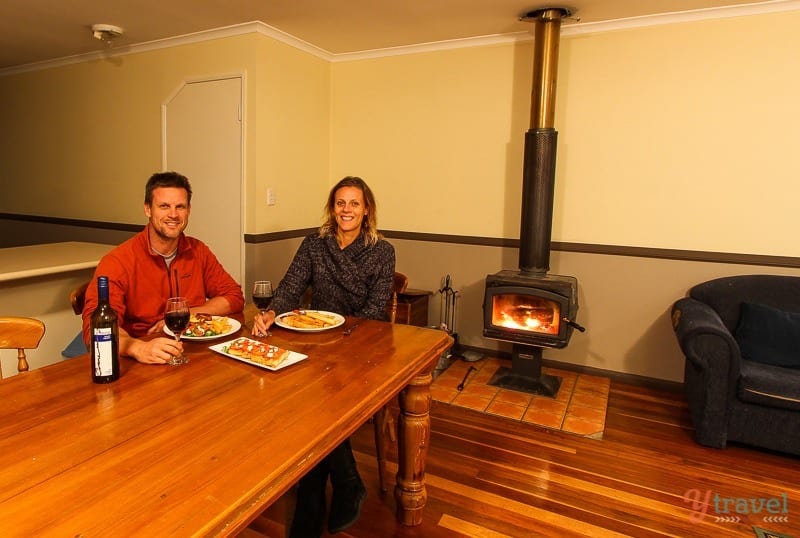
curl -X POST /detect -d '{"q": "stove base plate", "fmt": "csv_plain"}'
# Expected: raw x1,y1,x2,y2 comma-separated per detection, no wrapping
488,366,561,398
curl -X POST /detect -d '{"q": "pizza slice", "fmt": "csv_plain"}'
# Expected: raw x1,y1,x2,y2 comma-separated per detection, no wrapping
226,337,292,369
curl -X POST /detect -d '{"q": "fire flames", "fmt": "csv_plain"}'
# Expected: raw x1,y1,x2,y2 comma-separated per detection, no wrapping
491,295,560,335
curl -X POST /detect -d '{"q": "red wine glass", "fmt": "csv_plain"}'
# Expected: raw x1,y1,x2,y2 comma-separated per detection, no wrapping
253,280,274,337
164,296,190,365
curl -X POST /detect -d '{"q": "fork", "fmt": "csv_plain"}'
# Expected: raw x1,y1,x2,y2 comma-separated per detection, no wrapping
343,323,360,336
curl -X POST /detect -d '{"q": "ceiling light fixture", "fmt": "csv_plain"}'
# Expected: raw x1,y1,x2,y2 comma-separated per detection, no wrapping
91,23,124,44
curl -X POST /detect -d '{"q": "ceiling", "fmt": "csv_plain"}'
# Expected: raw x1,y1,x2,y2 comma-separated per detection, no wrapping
0,0,787,70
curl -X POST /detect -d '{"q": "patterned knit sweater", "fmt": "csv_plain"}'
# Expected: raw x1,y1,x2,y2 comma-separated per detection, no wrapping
271,232,396,321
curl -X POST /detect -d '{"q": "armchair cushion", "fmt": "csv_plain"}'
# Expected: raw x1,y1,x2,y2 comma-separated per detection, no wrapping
738,359,800,412
734,302,800,368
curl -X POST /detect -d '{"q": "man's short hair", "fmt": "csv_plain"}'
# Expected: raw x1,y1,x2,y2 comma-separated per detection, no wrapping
144,171,193,205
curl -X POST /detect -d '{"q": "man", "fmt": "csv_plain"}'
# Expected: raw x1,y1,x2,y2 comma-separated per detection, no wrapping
82,171,244,364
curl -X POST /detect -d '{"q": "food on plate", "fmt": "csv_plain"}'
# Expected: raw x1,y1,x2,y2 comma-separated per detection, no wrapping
182,313,231,337
281,310,339,329
226,337,291,368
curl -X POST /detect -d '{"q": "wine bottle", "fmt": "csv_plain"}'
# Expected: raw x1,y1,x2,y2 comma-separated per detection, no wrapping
91,276,120,383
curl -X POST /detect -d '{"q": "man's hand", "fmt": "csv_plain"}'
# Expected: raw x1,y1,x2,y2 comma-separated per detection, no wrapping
124,335,184,364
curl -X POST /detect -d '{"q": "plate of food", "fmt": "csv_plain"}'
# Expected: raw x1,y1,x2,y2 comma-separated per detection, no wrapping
164,313,241,341
210,337,307,371
274,310,345,332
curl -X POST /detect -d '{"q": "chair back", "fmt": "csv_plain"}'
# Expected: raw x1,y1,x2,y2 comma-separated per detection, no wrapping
388,271,409,323
62,281,91,359
0,317,46,378
393,272,409,295
690,275,800,333
71,281,89,316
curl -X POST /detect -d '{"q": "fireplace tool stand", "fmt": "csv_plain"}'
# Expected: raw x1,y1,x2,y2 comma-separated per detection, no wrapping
489,344,561,397
439,274,464,360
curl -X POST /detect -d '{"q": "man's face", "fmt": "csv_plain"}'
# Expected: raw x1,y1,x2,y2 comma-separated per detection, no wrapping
144,187,190,242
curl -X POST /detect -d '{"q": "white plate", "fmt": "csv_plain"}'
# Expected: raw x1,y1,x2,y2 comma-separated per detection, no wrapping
164,316,241,341
274,310,345,332
209,337,308,371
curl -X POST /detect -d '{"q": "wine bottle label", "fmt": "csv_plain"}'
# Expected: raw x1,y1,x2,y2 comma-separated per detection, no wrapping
93,328,114,377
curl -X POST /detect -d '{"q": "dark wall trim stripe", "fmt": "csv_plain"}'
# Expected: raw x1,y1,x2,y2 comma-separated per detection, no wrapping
244,228,318,243
0,212,142,233
551,241,800,268
3,213,798,269
381,231,800,268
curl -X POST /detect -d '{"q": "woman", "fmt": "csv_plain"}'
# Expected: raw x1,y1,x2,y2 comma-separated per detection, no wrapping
253,176,395,537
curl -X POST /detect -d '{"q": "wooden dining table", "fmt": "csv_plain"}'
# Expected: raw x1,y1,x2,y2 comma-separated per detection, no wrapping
0,316,452,537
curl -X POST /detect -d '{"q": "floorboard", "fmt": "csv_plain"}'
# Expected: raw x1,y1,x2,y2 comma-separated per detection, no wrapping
246,368,800,537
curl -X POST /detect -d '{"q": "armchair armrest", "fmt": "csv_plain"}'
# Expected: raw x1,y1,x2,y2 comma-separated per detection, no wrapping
672,297,744,447
672,296,742,376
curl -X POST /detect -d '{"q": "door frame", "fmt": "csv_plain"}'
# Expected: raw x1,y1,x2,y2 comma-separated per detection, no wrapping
160,72,247,285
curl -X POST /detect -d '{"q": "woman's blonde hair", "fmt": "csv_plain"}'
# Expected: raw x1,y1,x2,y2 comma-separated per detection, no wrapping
319,176,380,246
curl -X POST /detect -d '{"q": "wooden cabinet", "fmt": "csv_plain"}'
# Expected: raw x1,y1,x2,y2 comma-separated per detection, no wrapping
395,289,431,327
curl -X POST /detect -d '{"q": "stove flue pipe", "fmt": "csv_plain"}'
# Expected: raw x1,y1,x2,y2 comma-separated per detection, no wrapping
519,7,569,276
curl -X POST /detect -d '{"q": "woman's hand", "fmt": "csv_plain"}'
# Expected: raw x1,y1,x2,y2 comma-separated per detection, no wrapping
252,310,276,337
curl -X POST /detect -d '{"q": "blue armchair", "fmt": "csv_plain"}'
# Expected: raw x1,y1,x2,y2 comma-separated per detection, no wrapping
671,275,800,456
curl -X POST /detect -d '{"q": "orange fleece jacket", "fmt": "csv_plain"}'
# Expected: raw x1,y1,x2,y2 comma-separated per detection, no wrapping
82,226,244,343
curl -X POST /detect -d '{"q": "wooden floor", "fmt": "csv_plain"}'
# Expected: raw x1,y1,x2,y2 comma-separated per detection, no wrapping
245,373,800,538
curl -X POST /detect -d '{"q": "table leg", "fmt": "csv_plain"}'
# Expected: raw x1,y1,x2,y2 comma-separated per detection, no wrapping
394,369,433,526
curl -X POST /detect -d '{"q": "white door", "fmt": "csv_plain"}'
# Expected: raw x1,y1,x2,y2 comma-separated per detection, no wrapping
163,76,243,284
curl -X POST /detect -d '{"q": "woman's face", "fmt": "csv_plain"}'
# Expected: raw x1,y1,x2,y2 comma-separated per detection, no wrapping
333,186,367,234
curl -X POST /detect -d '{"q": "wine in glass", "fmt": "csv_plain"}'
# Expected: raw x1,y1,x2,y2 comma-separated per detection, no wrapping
253,280,274,336
164,296,190,365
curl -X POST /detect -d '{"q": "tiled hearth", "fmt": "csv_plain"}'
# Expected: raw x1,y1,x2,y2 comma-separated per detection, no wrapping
431,357,610,438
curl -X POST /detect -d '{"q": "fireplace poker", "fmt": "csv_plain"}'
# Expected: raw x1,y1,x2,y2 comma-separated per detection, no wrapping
457,365,477,391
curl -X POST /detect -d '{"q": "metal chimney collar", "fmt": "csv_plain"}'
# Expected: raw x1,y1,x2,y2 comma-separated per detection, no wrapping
519,7,573,22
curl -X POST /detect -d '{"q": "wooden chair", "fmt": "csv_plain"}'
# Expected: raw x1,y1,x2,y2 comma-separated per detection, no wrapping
70,281,89,316
0,317,46,379
374,271,409,493
62,281,90,359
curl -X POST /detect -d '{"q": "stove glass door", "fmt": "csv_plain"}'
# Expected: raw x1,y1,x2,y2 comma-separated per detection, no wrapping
490,293,561,335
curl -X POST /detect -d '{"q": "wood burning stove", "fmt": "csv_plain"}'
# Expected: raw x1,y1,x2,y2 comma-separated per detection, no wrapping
484,270,578,349
483,7,584,397
483,270,584,397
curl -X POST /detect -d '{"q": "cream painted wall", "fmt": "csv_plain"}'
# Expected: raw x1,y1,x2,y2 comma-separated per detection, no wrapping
331,43,529,238
250,38,331,232
0,35,256,223
331,10,800,257
556,13,800,255
0,33,331,234
3,10,797,245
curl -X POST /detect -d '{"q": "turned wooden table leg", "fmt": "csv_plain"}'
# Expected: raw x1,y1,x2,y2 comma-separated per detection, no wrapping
394,369,433,526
